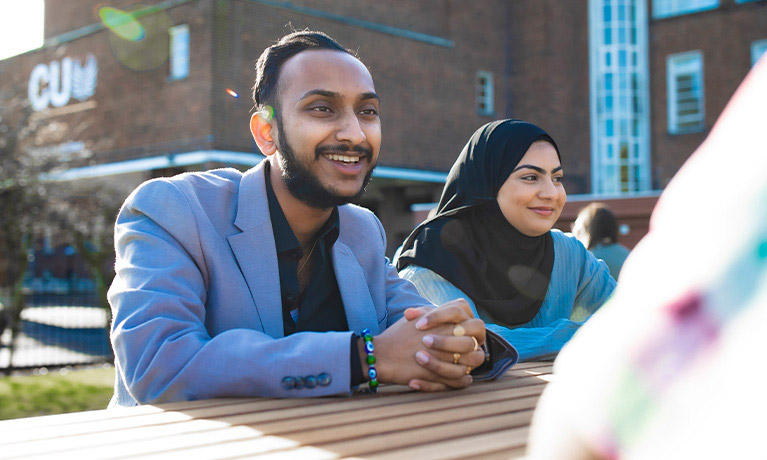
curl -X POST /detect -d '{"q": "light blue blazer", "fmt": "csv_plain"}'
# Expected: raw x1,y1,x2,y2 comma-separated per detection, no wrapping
108,161,432,406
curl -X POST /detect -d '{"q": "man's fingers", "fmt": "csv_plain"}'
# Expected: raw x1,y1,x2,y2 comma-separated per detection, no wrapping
439,298,474,318
403,306,432,321
414,304,471,331
423,349,486,368
408,379,448,392
422,319,486,349
415,350,477,380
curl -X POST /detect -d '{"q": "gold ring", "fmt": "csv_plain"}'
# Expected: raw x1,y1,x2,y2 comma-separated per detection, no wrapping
466,366,472,375
453,324,465,337
453,353,461,364
471,336,479,351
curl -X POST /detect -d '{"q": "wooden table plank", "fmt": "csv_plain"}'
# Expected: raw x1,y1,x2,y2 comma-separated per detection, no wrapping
4,385,545,459
0,362,552,460
355,427,531,460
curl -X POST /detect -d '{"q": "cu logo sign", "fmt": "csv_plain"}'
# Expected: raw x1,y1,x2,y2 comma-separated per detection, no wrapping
28,54,98,111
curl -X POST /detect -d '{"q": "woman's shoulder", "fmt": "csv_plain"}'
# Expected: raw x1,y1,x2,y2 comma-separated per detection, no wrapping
398,264,473,307
399,264,449,285
550,229,589,256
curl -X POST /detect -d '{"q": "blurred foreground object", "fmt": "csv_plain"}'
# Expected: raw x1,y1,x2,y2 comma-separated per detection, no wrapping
527,56,767,459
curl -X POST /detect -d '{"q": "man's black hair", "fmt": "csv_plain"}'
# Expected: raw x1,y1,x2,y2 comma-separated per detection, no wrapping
252,30,357,116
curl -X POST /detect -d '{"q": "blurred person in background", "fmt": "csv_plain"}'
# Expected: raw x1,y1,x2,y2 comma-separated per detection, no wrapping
526,53,767,460
572,202,631,279
395,120,616,362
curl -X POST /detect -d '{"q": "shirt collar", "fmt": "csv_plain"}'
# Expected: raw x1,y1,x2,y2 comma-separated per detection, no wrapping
264,162,340,255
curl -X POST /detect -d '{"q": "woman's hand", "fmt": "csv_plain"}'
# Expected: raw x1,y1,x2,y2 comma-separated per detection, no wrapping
401,299,487,391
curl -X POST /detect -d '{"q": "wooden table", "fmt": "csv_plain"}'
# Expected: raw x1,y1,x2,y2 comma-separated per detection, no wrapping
0,362,552,460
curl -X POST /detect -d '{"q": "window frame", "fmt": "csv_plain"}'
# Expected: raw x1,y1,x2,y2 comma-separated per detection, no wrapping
667,51,705,134
169,24,190,81
652,0,719,19
752,39,767,67
475,70,494,116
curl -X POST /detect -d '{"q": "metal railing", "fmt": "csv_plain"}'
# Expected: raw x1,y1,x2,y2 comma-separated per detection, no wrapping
0,289,112,372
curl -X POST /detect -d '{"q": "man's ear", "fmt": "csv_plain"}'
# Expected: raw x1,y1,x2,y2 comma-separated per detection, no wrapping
250,112,277,156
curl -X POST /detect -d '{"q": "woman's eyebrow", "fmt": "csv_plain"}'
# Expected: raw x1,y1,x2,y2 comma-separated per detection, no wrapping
512,164,564,174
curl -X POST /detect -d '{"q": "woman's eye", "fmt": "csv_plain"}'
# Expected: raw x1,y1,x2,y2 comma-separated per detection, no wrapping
554,176,565,183
522,175,537,181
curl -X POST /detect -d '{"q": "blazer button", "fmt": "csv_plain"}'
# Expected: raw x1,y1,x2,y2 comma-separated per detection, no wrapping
318,373,331,386
304,375,318,389
293,376,305,390
281,376,296,390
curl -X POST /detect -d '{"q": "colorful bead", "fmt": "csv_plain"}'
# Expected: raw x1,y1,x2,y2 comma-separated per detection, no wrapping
361,328,378,393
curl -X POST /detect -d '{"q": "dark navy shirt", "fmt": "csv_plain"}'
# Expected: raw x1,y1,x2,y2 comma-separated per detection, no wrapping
263,164,364,385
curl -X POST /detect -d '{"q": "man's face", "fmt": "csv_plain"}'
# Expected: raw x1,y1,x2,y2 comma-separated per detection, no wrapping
271,49,381,209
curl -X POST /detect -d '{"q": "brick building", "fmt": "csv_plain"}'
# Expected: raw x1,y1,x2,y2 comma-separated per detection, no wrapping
1,0,765,272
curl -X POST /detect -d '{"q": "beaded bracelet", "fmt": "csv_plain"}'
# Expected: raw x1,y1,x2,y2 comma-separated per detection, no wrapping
361,328,378,392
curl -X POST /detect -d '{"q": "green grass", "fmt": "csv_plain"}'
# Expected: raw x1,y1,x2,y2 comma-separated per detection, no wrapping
0,365,114,420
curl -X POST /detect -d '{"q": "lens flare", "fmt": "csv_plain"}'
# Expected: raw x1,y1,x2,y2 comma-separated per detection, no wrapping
262,105,274,120
225,88,239,98
98,7,145,42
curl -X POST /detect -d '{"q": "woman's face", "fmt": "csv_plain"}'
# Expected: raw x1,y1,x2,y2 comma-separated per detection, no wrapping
497,140,566,236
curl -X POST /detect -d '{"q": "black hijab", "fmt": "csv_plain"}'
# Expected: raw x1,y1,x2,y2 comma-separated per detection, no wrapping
395,119,561,326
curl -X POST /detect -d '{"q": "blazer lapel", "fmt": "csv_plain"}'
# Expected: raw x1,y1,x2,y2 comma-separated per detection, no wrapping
333,242,380,334
226,161,284,338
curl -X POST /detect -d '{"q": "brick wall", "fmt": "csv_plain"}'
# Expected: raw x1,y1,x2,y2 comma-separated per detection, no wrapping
2,0,215,168
648,0,767,188
505,0,592,194
209,0,510,173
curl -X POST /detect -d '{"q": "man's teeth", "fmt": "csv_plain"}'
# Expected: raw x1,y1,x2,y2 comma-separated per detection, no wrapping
326,154,360,163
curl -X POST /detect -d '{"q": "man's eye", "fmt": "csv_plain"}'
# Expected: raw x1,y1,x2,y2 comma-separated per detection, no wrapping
359,108,379,116
310,106,332,113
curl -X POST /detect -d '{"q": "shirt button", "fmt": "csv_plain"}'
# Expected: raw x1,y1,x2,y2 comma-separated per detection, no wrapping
281,376,296,391
318,373,331,386
293,376,305,390
286,294,295,301
304,375,318,389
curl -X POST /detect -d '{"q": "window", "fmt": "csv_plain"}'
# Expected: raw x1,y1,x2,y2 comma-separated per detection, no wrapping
169,24,190,81
652,0,718,18
475,71,494,116
667,51,705,134
589,0,651,194
752,39,767,66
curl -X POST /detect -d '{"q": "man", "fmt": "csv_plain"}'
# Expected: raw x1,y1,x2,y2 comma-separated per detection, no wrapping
108,30,486,406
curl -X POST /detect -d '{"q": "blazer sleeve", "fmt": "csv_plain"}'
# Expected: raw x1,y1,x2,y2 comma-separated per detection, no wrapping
109,179,354,404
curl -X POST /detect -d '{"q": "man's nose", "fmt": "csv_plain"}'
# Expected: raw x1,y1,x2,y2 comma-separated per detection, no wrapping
335,111,366,145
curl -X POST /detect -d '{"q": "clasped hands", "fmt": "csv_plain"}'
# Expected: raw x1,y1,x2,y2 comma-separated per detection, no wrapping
365,299,486,392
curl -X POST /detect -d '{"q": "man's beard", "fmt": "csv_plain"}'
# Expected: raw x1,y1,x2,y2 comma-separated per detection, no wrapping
274,117,376,209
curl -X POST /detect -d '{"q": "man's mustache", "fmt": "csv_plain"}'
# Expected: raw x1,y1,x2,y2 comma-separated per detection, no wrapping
315,144,372,159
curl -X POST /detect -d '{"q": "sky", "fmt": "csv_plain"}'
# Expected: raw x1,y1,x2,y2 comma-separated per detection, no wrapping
0,0,45,60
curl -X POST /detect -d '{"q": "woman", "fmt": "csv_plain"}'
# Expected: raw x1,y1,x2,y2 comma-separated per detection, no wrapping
394,119,616,361
572,202,631,279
